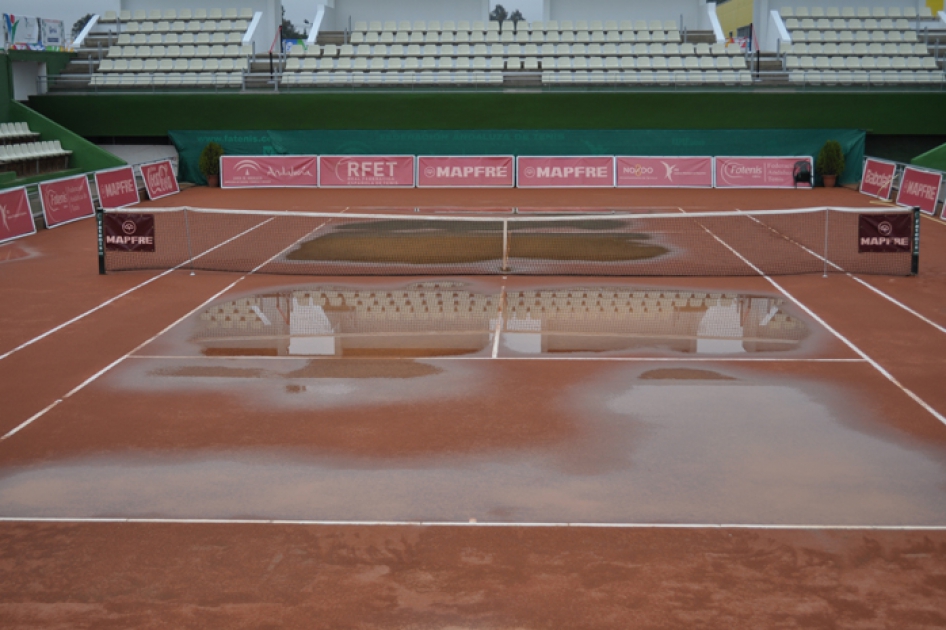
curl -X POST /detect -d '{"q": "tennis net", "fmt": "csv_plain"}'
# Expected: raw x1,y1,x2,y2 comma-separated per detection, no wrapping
98,206,919,277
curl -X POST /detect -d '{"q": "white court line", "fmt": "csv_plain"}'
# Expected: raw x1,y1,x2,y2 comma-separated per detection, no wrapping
0,214,344,441
491,285,506,359
0,516,942,531
694,217,946,428
739,209,946,336
0,217,276,363
127,355,867,363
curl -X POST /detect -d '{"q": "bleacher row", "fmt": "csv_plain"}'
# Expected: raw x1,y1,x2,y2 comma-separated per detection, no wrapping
0,141,72,178
0,122,39,144
779,6,934,18
113,32,246,46
98,8,255,22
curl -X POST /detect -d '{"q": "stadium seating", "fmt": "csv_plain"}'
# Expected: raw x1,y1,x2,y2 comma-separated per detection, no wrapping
0,139,72,178
777,6,945,84
0,122,40,144
278,18,755,87
88,7,256,88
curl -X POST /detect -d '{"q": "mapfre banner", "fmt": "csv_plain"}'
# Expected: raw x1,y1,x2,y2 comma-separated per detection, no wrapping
140,160,180,200
858,213,913,253
860,158,897,200
517,157,615,188
103,213,155,252
319,156,415,187
896,167,943,216
715,157,813,189
417,156,514,188
0,186,36,244
39,174,95,228
221,155,319,188
94,166,139,209
616,156,714,188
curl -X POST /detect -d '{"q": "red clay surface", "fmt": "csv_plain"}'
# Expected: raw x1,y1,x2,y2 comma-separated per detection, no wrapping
1,185,945,627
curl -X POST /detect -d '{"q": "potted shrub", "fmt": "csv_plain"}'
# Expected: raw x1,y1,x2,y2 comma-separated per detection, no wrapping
198,142,224,187
816,140,845,188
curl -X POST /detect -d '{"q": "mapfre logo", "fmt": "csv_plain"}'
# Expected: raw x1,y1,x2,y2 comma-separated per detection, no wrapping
877,220,893,236
121,219,137,235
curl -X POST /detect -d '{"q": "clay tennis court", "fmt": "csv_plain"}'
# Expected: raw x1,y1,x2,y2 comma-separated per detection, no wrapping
1,185,945,628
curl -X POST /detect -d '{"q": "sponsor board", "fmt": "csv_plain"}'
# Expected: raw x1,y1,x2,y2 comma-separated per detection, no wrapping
38,174,95,228
103,213,156,252
319,155,415,188
516,156,615,188
714,157,813,189
859,158,897,200
0,186,36,245
896,166,943,216
220,155,320,188
616,156,714,188
416,156,515,188
94,166,140,209
858,213,913,253
140,160,180,200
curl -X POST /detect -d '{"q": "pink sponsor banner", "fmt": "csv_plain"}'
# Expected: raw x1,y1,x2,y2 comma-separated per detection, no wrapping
140,160,180,200
714,157,813,189
859,158,897,200
516,156,615,188
94,166,140,209
616,156,714,188
39,174,95,228
319,155,415,188
416,156,514,188
0,186,36,245
221,155,319,188
896,166,943,216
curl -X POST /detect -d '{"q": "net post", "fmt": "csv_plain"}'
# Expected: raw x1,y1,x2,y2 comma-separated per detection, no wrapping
822,208,829,278
95,205,106,275
911,206,920,276
501,220,509,272
183,207,196,275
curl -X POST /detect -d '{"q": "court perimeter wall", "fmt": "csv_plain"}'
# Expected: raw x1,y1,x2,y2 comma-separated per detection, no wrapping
169,128,865,186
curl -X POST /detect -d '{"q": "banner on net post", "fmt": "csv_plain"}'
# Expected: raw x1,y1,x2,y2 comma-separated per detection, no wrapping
94,166,140,209
416,156,515,188
319,156,415,187
39,174,95,228
859,158,897,200
0,186,36,245
896,166,943,216
103,213,156,252
220,155,319,188
616,156,714,188
139,160,180,200
516,156,615,188
858,213,913,253
714,157,813,189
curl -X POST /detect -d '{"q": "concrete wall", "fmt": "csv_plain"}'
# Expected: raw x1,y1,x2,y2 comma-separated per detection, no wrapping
716,0,754,39
119,0,280,53
321,0,489,31
11,61,43,101
547,0,712,31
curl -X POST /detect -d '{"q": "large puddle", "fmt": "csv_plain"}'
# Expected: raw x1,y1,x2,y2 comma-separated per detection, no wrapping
193,282,809,358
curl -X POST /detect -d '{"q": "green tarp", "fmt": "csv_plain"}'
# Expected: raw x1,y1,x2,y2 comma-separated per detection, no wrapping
170,128,866,186
911,142,946,173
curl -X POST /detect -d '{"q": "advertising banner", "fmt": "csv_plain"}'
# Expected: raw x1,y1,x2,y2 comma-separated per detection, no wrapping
858,213,913,253
516,157,615,188
39,174,95,228
616,156,714,188
896,167,943,216
714,157,813,189
859,158,898,200
2,14,40,47
319,156,415,187
103,213,155,252
416,156,515,188
41,19,63,47
220,155,319,188
94,166,140,209
140,160,180,200
0,187,36,245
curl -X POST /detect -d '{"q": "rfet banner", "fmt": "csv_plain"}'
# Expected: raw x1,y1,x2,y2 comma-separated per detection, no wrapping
319,156,415,187
896,167,943,216
715,157,813,189
140,160,180,200
860,158,897,200
616,156,714,188
858,213,913,253
516,157,615,188
104,213,156,252
39,174,95,228
0,186,36,244
220,155,319,188
416,156,514,188
94,166,140,209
